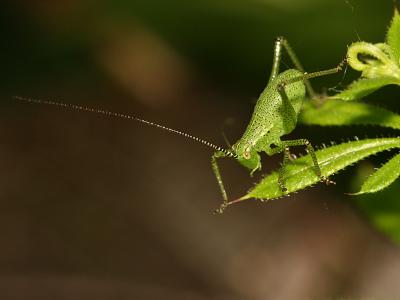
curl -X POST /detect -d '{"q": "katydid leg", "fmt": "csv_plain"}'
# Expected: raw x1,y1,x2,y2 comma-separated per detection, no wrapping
278,37,317,98
211,151,229,213
278,139,335,193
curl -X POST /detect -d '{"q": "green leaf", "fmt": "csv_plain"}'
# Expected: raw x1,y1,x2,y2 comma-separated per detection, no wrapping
386,7,400,64
353,152,400,195
300,99,400,130
330,77,400,101
236,138,400,202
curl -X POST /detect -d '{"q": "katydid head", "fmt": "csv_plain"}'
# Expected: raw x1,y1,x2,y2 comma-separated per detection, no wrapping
232,142,261,174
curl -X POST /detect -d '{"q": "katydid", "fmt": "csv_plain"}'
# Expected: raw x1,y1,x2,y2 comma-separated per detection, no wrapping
15,37,345,213
212,37,345,213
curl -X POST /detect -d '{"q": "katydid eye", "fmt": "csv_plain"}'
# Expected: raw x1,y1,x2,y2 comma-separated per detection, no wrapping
243,147,251,159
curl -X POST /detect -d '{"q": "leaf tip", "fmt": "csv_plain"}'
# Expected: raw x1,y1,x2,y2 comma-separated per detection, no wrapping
394,0,400,15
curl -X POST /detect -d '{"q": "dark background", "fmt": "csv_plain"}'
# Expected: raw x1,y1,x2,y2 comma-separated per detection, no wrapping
1,0,400,299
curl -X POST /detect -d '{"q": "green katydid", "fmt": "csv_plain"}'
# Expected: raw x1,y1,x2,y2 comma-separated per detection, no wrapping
15,37,345,213
212,37,346,213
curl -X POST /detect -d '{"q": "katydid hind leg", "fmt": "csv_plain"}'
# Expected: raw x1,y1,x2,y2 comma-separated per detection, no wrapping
278,36,316,98
276,57,347,109
277,82,298,133
278,59,347,93
268,37,284,84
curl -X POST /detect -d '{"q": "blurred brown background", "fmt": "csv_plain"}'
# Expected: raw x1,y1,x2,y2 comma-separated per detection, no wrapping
1,0,400,299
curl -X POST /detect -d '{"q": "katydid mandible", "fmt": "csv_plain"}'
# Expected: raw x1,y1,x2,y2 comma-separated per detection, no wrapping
15,36,345,214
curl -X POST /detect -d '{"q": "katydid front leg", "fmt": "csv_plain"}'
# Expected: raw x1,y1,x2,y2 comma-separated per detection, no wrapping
211,151,230,214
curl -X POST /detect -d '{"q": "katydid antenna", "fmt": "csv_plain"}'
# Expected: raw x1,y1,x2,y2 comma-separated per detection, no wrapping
14,96,237,158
